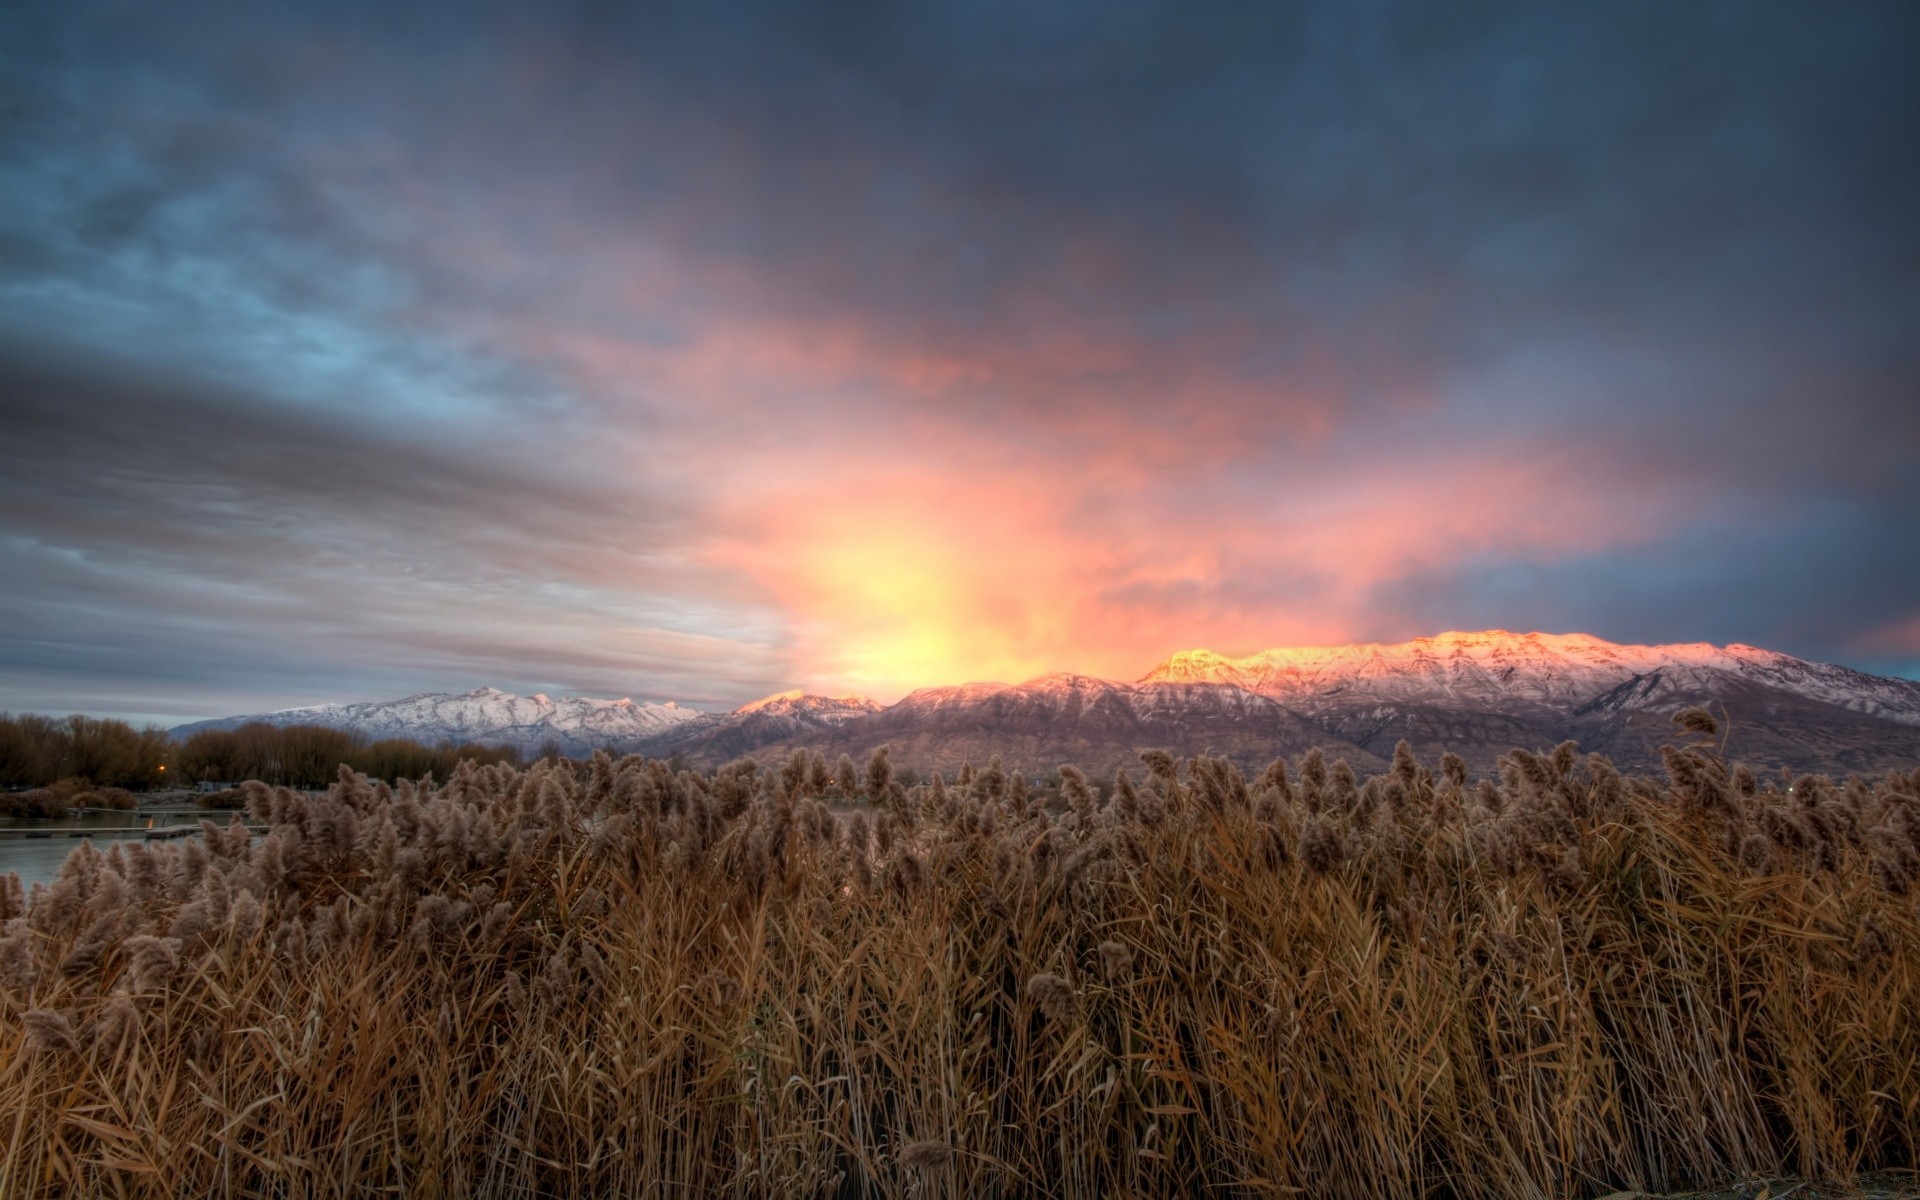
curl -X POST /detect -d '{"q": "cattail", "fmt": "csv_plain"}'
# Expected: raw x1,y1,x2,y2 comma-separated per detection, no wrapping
1139,749,1177,788
586,749,615,807
123,844,161,900
1062,841,1102,891
781,748,810,799
706,970,744,1008
1376,776,1408,821
22,1009,80,1056
991,839,1021,888
1027,972,1076,1024
32,875,84,938
243,779,276,825
1329,760,1359,814
575,943,608,994
1299,747,1328,791
90,993,139,1058
834,754,860,798
0,872,24,924
887,850,925,899
1302,814,1345,875
259,910,298,960
1853,914,1893,965
1391,741,1421,789
1473,778,1504,817
863,746,896,805
848,837,874,894
1060,766,1096,824
1098,939,1134,982
477,899,514,944
1674,706,1718,737
1112,769,1141,821
177,836,210,893
1008,771,1032,815
226,889,264,940
0,918,38,990
61,911,121,977
1257,756,1292,797
970,758,1007,804
1136,782,1165,827
899,1140,952,1173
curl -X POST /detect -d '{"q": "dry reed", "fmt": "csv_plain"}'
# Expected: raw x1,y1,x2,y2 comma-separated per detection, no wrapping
0,732,1916,1198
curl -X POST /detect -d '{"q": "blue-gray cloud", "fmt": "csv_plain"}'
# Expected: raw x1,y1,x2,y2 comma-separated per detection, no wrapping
1,0,1916,718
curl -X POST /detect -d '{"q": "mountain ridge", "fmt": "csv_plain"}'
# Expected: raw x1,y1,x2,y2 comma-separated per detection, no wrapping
171,632,1920,776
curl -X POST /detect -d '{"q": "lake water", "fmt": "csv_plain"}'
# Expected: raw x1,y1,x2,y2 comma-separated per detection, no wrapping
0,811,214,886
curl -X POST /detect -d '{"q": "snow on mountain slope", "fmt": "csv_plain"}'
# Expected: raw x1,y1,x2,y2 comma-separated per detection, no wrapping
1141,631,1920,725
733,691,882,724
170,687,718,756
662,692,886,764
782,672,1386,776
166,633,1918,777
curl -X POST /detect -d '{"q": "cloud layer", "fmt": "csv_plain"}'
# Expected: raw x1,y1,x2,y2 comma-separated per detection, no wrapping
2,0,1917,721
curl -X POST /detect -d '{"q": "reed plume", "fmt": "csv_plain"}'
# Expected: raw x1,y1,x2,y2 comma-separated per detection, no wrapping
0,737,1913,1199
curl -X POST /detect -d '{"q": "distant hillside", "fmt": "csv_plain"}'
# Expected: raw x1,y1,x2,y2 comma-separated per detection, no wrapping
175,632,1920,777
170,686,718,758
1137,631,1920,775
706,674,1389,778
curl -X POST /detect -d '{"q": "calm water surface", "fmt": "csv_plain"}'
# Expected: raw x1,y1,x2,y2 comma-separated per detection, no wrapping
0,811,214,885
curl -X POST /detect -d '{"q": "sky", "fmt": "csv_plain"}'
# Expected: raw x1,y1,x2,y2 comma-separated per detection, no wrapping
1,0,1917,725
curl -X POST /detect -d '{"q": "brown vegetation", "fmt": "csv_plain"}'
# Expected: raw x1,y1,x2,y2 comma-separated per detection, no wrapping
192,787,249,811
0,715,171,791
1,712,520,801
0,726,1915,1198
174,722,522,789
0,778,138,819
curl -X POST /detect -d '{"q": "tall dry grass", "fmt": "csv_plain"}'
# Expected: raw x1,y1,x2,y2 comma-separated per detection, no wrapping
0,722,1916,1198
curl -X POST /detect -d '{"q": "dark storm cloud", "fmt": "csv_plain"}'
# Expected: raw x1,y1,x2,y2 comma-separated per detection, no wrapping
1367,499,1920,667
0,346,791,719
0,0,1916,713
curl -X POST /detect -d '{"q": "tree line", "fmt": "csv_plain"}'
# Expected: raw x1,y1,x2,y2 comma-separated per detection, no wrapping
0,715,172,791
1,712,522,794
174,723,522,788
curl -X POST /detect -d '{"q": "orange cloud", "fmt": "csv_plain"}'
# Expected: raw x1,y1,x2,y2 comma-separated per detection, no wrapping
692,417,1695,698
477,231,1716,701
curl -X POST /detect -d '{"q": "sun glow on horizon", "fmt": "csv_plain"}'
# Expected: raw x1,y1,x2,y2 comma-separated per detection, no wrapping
784,522,1062,697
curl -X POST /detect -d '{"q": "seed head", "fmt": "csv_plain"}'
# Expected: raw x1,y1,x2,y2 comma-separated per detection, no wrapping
1674,707,1718,737
22,1009,79,1056
1027,972,1077,1023
900,1140,952,1172
1302,814,1346,875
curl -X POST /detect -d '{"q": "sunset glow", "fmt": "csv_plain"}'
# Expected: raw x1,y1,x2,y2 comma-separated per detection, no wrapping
5,10,1918,1194
0,2,1915,722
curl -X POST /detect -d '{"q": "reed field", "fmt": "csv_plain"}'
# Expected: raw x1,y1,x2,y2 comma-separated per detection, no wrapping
1,712,1916,1198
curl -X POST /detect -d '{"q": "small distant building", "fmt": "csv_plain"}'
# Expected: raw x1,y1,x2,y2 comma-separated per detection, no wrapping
196,780,236,793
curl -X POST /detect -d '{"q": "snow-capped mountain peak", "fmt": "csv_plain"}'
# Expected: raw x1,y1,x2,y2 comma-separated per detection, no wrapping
173,687,717,757
1141,630,1920,725
170,632,1919,778
733,691,881,722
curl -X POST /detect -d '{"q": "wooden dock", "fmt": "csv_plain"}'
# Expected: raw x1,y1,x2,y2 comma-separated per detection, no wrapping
0,824,268,842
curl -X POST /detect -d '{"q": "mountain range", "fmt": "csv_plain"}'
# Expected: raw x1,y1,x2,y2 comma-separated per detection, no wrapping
172,631,1920,777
